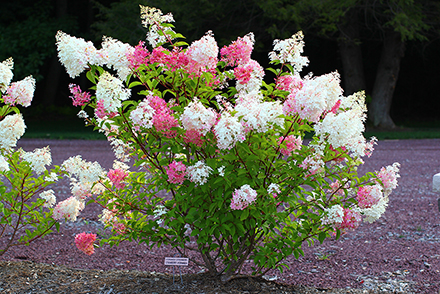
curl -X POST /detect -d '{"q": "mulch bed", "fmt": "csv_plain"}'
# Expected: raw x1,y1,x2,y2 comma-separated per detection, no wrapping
0,138,439,293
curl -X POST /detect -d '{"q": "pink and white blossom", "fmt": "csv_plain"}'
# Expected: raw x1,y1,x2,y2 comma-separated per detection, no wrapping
129,98,155,130
0,57,13,93
181,100,217,135
278,135,302,156
376,162,400,196
186,32,219,76
231,184,257,210
220,33,254,67
357,185,383,209
53,196,83,222
3,76,35,107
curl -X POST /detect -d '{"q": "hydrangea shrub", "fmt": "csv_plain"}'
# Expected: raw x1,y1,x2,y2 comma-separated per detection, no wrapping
56,5,400,282
0,58,69,256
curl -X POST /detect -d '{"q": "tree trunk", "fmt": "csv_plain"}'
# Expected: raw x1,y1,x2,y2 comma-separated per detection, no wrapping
369,30,405,128
337,10,366,96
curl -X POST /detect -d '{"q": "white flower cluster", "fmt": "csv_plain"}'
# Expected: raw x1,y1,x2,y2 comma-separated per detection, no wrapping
39,190,56,208
21,146,52,175
96,71,131,113
77,110,89,119
0,114,26,150
129,98,155,131
218,166,225,177
53,196,84,222
268,31,309,72
56,31,105,78
70,178,92,201
314,91,369,157
44,172,58,182
61,155,104,184
109,137,131,162
56,31,134,80
0,57,13,93
101,36,134,81
140,5,174,26
362,197,389,223
186,161,212,185
113,160,130,171
0,155,9,172
146,24,176,48
287,72,343,123
323,204,344,225
181,100,217,135
153,204,168,224
235,100,284,133
231,184,257,210
267,183,281,195
214,112,245,150
99,207,116,225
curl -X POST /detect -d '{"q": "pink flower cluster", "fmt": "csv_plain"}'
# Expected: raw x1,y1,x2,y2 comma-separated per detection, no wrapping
127,41,150,69
276,75,303,95
278,135,302,156
234,63,253,84
74,232,97,255
108,168,128,189
356,185,382,209
128,34,219,79
148,95,179,138
166,161,186,184
69,84,91,106
230,184,257,210
183,129,205,147
220,33,254,67
335,208,362,231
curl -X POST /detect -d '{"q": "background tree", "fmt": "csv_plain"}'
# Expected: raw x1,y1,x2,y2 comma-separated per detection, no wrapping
257,0,440,128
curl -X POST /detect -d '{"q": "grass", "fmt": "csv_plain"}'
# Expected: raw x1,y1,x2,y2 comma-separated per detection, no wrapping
23,119,105,140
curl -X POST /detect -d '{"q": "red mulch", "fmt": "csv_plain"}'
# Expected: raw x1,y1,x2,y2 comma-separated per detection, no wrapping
0,138,439,293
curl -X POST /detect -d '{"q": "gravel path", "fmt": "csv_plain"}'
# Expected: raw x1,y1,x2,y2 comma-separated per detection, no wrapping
1,138,439,293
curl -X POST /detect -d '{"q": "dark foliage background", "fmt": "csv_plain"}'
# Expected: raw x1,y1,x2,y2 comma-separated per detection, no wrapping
1,0,439,125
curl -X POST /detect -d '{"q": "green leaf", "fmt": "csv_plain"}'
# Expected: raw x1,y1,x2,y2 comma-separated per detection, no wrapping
129,81,143,88
240,209,249,221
